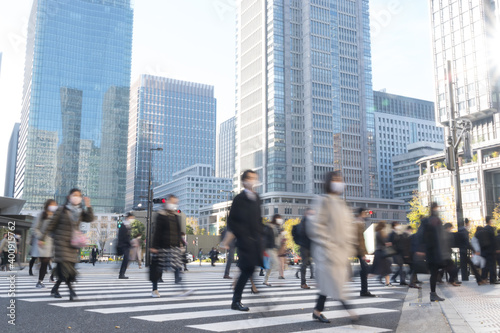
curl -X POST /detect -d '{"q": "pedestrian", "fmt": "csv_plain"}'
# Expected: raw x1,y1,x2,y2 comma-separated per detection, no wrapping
129,235,142,269
262,214,284,286
227,170,263,311
415,202,447,302
371,221,393,287
292,208,314,289
91,245,98,266
117,213,133,279
14,234,24,270
401,226,420,288
221,227,236,279
471,226,485,269
456,218,485,284
478,216,500,284
0,233,9,271
149,194,183,298
496,229,500,280
41,188,94,301
307,171,357,323
180,232,187,271
441,223,460,286
353,208,376,296
31,199,58,288
198,248,203,266
390,222,406,285
209,247,219,266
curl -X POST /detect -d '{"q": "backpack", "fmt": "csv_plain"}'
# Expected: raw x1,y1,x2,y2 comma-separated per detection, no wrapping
263,225,275,249
292,218,310,250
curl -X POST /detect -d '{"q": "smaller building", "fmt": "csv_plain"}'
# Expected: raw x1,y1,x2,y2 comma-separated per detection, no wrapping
393,141,444,210
154,164,232,218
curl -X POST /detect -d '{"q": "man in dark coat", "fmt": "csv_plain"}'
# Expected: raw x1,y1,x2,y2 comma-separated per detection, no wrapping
91,245,98,266
293,208,314,289
416,202,447,301
118,212,133,279
456,218,484,284
228,170,263,311
389,222,406,285
353,208,375,296
479,216,500,284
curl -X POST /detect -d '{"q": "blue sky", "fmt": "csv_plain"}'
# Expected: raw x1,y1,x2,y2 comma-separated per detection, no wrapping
0,0,434,194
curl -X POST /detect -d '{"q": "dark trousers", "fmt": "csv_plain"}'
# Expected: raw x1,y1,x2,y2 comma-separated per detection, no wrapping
232,266,254,303
481,254,497,283
300,247,313,285
357,256,369,293
224,245,235,277
444,259,459,283
38,257,50,281
391,256,406,283
459,250,482,282
92,256,96,266
119,249,130,277
429,263,440,293
407,263,417,284
315,294,327,311
29,257,37,273
497,254,500,279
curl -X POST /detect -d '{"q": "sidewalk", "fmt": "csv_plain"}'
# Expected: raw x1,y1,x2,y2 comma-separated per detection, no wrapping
397,276,500,333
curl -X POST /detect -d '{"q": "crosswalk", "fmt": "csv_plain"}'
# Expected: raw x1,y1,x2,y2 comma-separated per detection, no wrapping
0,268,406,332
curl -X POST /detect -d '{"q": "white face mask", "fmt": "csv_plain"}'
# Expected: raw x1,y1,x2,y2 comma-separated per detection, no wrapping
69,195,82,206
48,205,58,212
330,181,345,194
276,218,284,225
243,180,257,190
465,225,471,231
166,203,178,211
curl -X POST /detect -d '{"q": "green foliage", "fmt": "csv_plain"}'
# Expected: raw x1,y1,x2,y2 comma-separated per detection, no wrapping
131,220,145,248
186,225,194,235
472,153,478,162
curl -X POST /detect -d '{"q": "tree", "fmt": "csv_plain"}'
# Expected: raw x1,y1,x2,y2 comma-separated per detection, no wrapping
282,218,301,254
186,225,194,235
407,192,429,230
186,217,200,235
490,197,500,228
131,220,145,249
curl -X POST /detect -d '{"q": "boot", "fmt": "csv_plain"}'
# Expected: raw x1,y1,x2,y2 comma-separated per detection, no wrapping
430,292,445,302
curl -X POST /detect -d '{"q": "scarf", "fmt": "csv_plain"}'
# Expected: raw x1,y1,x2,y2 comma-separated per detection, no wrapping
65,203,82,224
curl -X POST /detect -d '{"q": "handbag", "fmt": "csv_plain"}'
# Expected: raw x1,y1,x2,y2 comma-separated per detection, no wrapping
71,229,89,248
263,252,271,269
412,253,429,274
383,246,397,258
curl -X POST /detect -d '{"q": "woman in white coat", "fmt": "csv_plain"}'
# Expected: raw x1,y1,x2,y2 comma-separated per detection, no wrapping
307,171,357,323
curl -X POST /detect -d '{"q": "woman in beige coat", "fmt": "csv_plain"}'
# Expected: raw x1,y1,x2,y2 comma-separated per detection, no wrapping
307,171,357,323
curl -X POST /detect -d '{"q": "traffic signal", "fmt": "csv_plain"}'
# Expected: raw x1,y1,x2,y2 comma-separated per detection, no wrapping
153,198,166,204
368,210,373,215
177,209,181,214
117,220,123,228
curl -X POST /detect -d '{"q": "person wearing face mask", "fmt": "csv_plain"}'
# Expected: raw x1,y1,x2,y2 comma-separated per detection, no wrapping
292,208,314,289
117,212,134,279
262,214,284,286
149,194,183,298
40,188,94,301
353,208,375,297
307,171,358,323
227,170,263,311
30,199,58,288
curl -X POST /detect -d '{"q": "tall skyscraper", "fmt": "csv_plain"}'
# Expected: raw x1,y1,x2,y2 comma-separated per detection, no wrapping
217,116,236,179
374,91,444,198
126,75,216,211
4,123,20,197
235,0,377,197
14,0,133,212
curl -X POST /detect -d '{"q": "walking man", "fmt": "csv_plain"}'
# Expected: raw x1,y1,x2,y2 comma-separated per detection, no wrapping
228,170,263,311
117,213,133,279
222,227,236,279
292,208,314,289
91,245,98,266
354,208,376,297
479,216,500,284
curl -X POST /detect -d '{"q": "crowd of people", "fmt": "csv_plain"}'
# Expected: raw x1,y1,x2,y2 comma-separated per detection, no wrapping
3,170,499,324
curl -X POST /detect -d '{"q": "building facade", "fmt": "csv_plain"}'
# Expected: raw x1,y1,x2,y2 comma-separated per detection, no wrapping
154,164,231,220
392,141,443,209
234,0,377,198
374,91,444,199
217,116,236,179
15,0,133,213
4,123,20,197
126,75,217,211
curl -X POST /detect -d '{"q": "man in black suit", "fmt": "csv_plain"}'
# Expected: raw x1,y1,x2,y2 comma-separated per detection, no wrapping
228,170,263,311
479,216,500,284
117,212,133,279
91,245,98,266
456,218,484,284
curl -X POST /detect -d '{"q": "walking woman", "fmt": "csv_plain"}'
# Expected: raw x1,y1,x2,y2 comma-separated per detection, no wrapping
41,189,94,301
32,199,58,288
307,171,357,323
371,221,393,287
262,214,284,286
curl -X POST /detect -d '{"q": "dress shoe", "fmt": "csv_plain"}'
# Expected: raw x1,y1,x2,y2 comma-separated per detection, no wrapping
301,284,311,289
158,278,164,282
409,284,422,289
312,312,330,323
231,302,249,311
118,275,129,279
400,282,408,286
36,281,45,288
430,292,445,302
263,282,272,286
250,287,259,294
259,269,265,276
223,275,232,279
478,280,489,285
449,281,461,287
69,290,77,301
360,291,376,297
51,291,62,298
278,276,285,279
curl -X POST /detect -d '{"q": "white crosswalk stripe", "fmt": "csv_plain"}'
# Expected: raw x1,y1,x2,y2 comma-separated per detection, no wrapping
0,270,405,332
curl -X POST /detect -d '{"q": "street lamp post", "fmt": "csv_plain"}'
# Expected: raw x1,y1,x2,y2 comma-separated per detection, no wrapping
145,147,163,267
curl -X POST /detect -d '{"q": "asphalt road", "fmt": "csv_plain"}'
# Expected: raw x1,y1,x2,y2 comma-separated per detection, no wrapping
1,262,406,332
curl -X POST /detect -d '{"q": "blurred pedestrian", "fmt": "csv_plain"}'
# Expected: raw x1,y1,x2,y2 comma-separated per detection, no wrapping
149,195,183,298
32,199,58,288
0,233,9,271
441,223,460,286
457,218,485,284
292,208,314,289
129,235,142,269
41,188,94,301
353,208,376,296
180,232,187,271
478,216,500,284
390,222,406,285
117,213,133,279
209,247,219,266
262,214,284,286
415,202,447,302
371,221,393,287
221,227,236,279
91,245,98,266
228,170,263,311
307,171,357,323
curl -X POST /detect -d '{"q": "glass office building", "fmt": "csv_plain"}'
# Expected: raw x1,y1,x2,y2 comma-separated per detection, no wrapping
235,0,377,197
217,116,236,179
126,75,216,211
14,0,133,212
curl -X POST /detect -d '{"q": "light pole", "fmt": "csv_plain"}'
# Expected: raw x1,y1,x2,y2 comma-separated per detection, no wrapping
145,147,163,267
